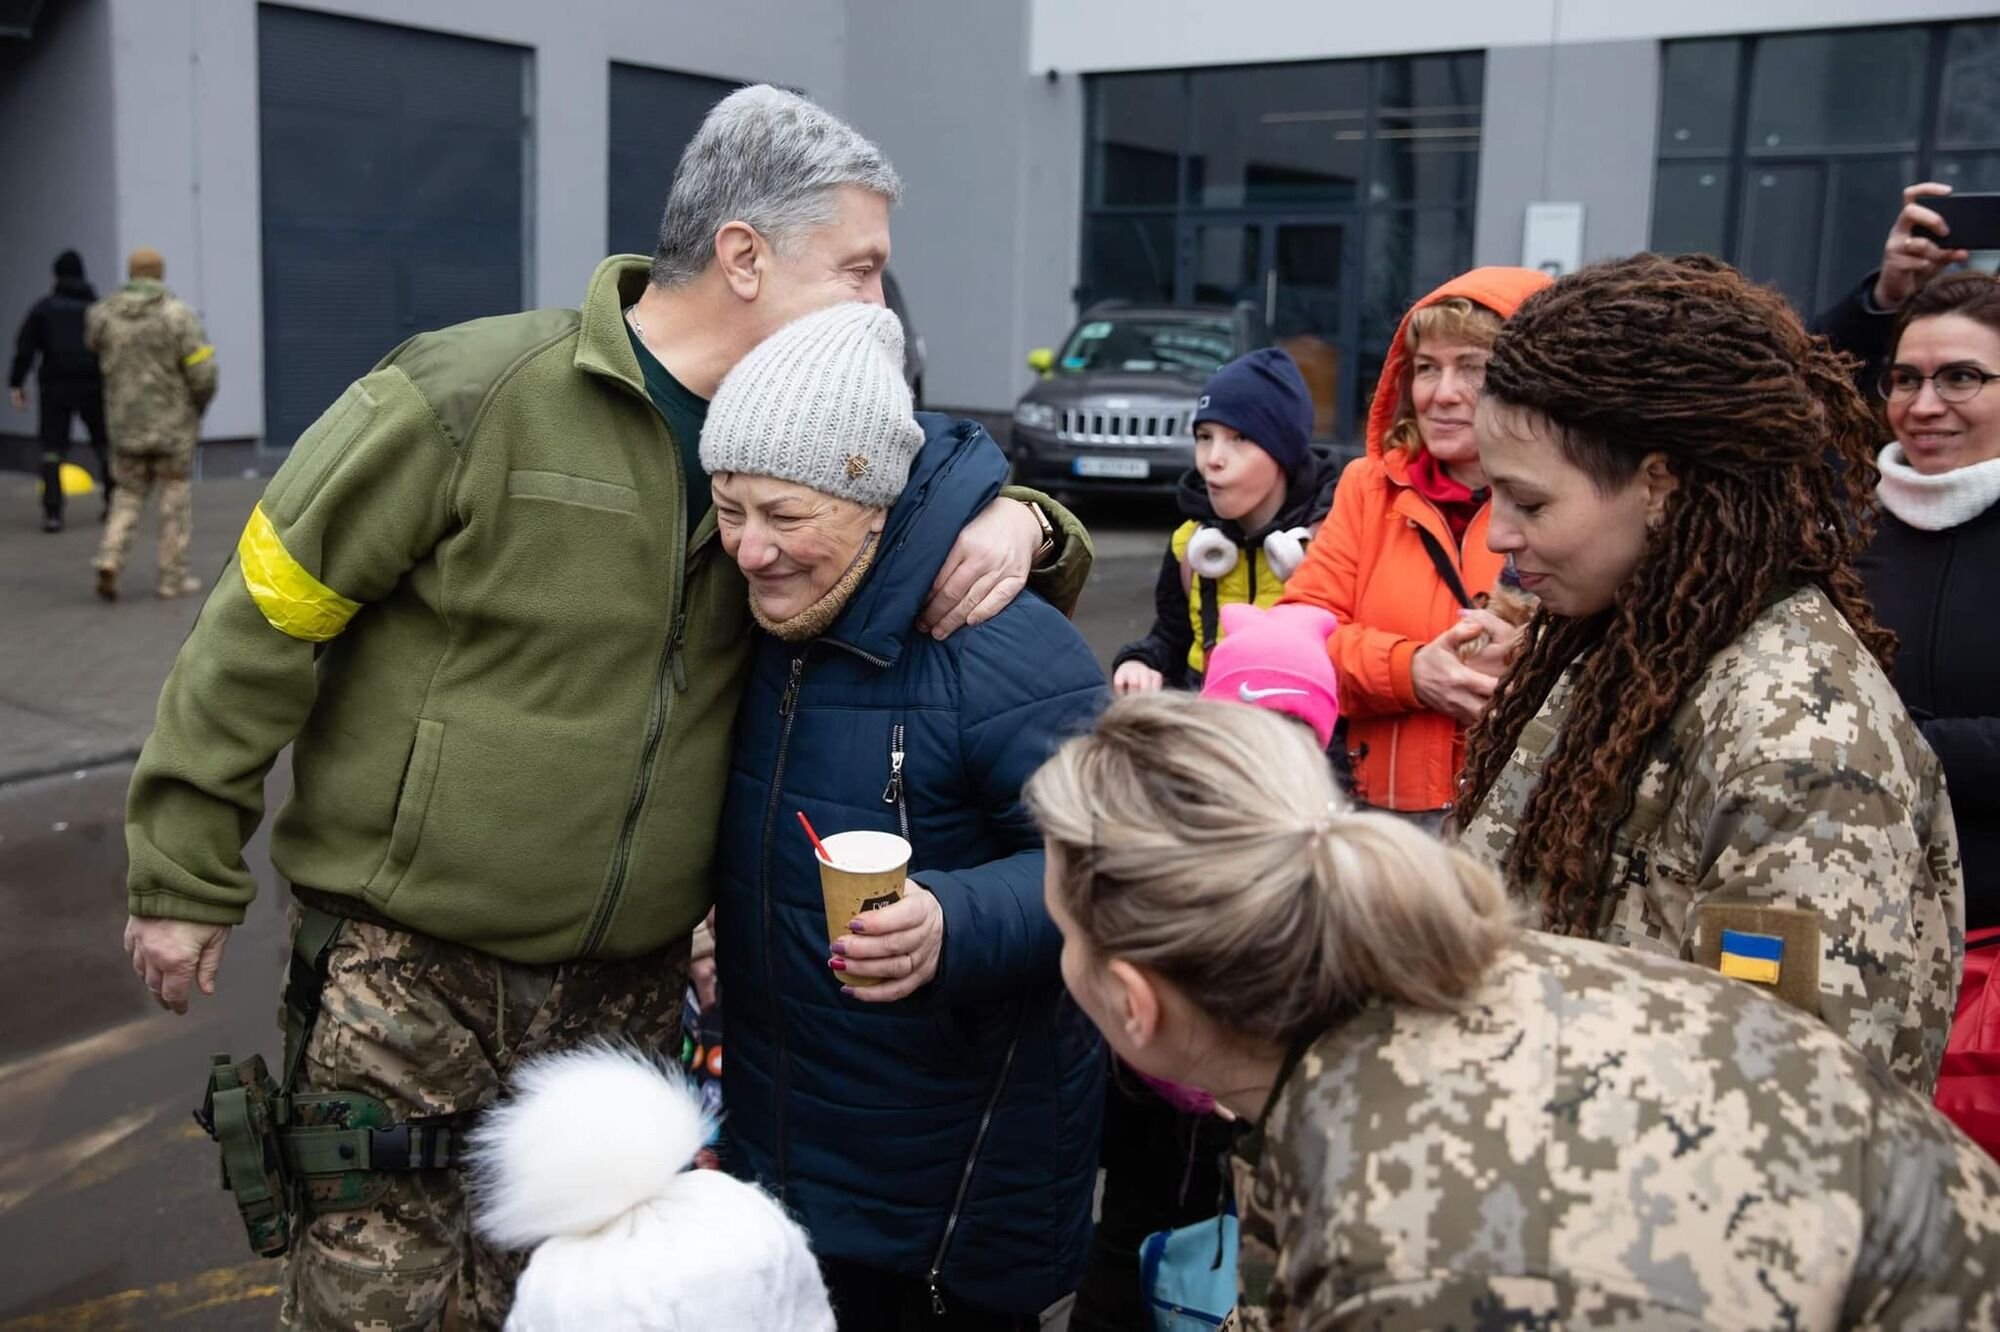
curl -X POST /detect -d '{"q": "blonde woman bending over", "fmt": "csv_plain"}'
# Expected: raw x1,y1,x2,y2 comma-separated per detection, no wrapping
1024,693,2000,1331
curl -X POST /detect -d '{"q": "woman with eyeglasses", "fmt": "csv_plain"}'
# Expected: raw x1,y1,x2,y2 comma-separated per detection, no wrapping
1857,269,2000,1155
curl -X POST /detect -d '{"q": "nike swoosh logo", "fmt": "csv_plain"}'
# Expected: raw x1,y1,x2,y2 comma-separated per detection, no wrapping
1239,684,1311,703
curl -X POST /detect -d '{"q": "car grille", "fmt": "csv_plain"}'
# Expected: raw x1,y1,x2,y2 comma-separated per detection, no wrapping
1058,408,1189,447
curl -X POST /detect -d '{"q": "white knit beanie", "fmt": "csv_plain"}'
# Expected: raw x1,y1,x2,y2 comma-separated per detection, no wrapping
470,1045,836,1332
701,302,926,508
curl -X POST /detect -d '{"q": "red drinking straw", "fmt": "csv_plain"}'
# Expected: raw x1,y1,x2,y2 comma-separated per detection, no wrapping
796,810,832,864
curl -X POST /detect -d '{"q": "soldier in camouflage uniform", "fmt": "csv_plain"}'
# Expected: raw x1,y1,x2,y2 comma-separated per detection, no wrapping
1025,694,2000,1332
86,247,216,600
1458,582,1961,1094
1225,929,2000,1330
1451,254,1963,1094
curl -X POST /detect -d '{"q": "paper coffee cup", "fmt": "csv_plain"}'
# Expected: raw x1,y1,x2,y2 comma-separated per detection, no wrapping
818,830,911,988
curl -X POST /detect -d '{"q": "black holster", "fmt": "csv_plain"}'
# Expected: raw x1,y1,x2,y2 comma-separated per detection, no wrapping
193,902,468,1258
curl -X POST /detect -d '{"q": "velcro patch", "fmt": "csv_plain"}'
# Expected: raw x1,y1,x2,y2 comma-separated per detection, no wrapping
1696,905,1820,1015
1719,929,1783,984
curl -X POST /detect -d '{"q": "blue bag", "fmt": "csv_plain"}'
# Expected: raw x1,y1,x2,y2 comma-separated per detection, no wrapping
1138,1207,1238,1330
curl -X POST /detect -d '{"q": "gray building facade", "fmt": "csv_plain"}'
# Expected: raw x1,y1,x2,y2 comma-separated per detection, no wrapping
2,0,1993,456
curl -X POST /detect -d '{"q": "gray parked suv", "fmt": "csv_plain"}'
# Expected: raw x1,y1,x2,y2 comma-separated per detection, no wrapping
1009,302,1269,496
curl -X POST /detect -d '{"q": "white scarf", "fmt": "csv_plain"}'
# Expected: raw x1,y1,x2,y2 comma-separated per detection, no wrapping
1875,442,2000,532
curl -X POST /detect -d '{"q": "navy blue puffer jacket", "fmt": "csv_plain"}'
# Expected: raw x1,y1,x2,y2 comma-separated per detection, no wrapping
716,415,1108,1316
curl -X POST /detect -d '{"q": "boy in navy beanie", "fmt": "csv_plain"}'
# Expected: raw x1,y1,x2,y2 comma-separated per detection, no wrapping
1112,346,1337,696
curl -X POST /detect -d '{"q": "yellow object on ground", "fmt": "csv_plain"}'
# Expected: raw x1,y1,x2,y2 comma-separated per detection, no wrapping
35,463,99,499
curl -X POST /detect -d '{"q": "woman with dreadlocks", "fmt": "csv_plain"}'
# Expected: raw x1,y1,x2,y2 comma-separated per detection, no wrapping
1455,253,1964,1095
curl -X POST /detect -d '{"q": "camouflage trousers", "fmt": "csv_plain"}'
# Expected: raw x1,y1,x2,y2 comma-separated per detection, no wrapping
277,909,689,1332
94,447,192,588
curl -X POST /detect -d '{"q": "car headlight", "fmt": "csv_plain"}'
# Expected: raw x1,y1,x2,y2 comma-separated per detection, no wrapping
1013,401,1059,431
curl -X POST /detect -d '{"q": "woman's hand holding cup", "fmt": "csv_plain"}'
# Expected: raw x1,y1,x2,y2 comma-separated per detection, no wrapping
833,884,944,1002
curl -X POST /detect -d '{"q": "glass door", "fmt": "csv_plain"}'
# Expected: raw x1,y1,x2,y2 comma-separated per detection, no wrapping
1181,217,1356,440
1268,222,1346,442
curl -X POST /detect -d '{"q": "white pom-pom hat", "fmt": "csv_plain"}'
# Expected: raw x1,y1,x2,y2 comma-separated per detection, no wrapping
469,1044,835,1332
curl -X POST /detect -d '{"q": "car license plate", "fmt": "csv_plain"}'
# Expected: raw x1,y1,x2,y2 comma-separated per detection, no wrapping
1073,456,1150,480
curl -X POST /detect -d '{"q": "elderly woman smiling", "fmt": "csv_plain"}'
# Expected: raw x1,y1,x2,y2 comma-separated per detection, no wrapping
704,303,1109,1331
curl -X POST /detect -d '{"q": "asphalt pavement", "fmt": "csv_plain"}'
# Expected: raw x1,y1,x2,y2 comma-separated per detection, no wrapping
0,465,1173,1329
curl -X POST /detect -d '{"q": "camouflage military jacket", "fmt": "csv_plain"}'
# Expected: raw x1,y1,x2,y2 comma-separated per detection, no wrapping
1459,585,1963,1093
84,279,215,453
1226,933,2000,1330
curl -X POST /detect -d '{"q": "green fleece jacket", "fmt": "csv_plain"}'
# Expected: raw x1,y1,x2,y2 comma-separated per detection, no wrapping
125,256,1092,963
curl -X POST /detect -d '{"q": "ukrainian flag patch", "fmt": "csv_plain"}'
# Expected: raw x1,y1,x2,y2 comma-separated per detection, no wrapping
1718,929,1783,985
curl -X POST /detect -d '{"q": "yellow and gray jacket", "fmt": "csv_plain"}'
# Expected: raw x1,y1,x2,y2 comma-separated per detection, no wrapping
85,279,215,452
1227,933,2000,1329
125,256,1091,964
1458,584,1964,1093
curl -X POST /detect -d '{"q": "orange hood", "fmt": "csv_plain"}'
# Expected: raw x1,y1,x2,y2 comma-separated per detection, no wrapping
1365,266,1554,463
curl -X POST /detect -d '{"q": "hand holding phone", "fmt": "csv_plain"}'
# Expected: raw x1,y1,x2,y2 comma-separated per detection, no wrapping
1915,190,2000,251
1878,183,1976,310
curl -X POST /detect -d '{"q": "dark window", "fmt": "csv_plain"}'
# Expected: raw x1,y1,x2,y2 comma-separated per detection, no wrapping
1653,19,2000,318
1189,223,1261,306
1939,152,2000,192
1079,54,1482,440
1360,208,1468,352
1736,163,1825,308
1652,162,1734,257
607,63,740,258
1370,53,1483,208
1078,215,1176,307
1658,40,1740,154
1089,72,1183,207
1940,23,2000,148
1186,61,1369,208
1746,29,1926,154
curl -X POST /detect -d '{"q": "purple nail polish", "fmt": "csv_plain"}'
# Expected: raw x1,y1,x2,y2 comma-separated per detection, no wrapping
849,920,867,934
840,986,856,998
831,938,847,956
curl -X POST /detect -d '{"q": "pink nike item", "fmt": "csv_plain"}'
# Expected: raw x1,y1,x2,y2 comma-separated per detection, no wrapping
1200,602,1341,747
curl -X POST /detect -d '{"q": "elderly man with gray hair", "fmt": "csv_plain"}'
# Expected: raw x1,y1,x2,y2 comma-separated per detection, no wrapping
117,85,1091,1329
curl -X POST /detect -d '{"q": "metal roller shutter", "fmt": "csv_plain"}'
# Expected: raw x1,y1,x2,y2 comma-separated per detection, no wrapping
606,63,739,259
258,5,529,451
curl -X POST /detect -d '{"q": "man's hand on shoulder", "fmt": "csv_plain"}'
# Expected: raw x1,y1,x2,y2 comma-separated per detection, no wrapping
124,915,231,1014
917,495,1043,639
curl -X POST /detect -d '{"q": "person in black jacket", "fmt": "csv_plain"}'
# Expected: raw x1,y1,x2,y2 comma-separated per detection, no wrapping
1852,269,2000,1156
1813,182,1974,395
9,250,111,531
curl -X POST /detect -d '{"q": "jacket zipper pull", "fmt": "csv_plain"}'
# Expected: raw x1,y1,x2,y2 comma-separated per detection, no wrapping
882,737,905,805
779,654,804,719
668,609,689,693
927,1272,946,1316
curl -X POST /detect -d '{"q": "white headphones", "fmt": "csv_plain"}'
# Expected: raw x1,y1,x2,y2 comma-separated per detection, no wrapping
1187,525,1313,582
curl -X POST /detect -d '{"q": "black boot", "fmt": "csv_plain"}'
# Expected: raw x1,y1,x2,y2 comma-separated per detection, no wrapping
42,514,62,533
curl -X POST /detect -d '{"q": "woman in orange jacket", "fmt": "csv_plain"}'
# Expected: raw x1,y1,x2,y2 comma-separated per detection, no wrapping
1282,268,1551,820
